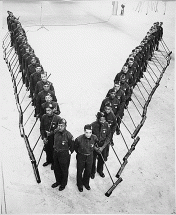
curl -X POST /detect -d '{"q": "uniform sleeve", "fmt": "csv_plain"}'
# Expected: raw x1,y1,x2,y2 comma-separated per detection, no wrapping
100,99,105,112
51,92,57,102
50,83,55,93
40,116,46,139
36,93,41,115
114,73,120,83
68,133,75,153
111,116,117,137
74,138,79,154
102,126,111,150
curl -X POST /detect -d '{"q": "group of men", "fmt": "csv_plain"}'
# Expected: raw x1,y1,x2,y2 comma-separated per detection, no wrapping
6,11,163,192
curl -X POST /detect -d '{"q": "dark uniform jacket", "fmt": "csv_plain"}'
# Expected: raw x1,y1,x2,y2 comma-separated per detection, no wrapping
114,71,134,88
40,114,61,140
74,134,98,155
91,121,111,148
54,129,74,153
100,97,120,117
41,101,61,116
27,63,42,80
30,72,42,94
35,80,55,97
120,82,131,100
36,90,57,115
103,111,117,137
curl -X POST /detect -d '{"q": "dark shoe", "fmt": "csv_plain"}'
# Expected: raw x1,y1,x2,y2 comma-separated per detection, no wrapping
51,164,54,170
43,162,49,167
98,172,105,178
91,174,95,179
84,185,91,190
28,94,32,98
59,186,65,191
78,187,83,192
51,182,60,188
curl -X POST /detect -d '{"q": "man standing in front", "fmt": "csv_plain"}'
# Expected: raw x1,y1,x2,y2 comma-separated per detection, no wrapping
40,105,61,170
52,118,74,191
74,124,99,192
91,112,111,179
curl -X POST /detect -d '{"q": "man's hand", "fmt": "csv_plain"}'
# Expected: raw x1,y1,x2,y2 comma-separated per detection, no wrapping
43,138,48,144
46,131,51,137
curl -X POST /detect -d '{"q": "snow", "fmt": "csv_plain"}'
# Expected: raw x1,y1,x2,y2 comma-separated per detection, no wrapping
1,1,175,214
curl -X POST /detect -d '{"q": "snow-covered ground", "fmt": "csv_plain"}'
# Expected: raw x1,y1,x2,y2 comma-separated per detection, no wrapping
1,1,175,214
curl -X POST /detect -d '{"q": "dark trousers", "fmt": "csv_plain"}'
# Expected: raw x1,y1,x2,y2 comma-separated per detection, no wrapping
45,135,54,164
91,150,105,175
53,150,70,187
76,153,93,188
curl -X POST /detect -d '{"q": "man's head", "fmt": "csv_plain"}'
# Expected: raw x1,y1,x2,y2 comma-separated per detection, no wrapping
41,73,47,82
109,88,116,99
96,112,106,124
36,66,42,73
31,57,36,65
46,107,53,116
104,103,112,114
84,124,92,138
114,81,120,91
128,57,134,67
43,82,50,91
122,65,128,73
45,95,52,102
57,118,67,132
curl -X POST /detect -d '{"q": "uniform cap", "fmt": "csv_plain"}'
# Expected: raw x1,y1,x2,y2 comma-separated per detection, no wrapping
84,124,92,130
96,112,105,120
58,118,67,125
114,81,120,86
43,82,50,86
105,102,112,108
109,88,116,94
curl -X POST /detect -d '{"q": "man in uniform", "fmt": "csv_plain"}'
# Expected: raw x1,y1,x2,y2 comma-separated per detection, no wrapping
36,82,57,118
29,66,43,102
119,75,131,108
106,82,125,135
90,112,111,179
103,103,117,138
114,65,134,90
74,124,99,192
41,94,61,118
40,105,61,170
52,118,74,191
35,72,54,96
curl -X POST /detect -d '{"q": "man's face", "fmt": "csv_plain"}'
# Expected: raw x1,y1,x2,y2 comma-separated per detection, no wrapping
84,129,92,138
57,124,65,132
43,85,50,91
45,95,52,102
99,116,106,124
104,106,111,114
109,92,116,99
36,67,41,73
46,107,53,116
41,74,47,82
122,66,128,73
128,60,133,67
31,58,36,65
114,84,120,91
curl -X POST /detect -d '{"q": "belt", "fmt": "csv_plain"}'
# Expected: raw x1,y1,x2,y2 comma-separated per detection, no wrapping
78,152,91,156
54,149,68,153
